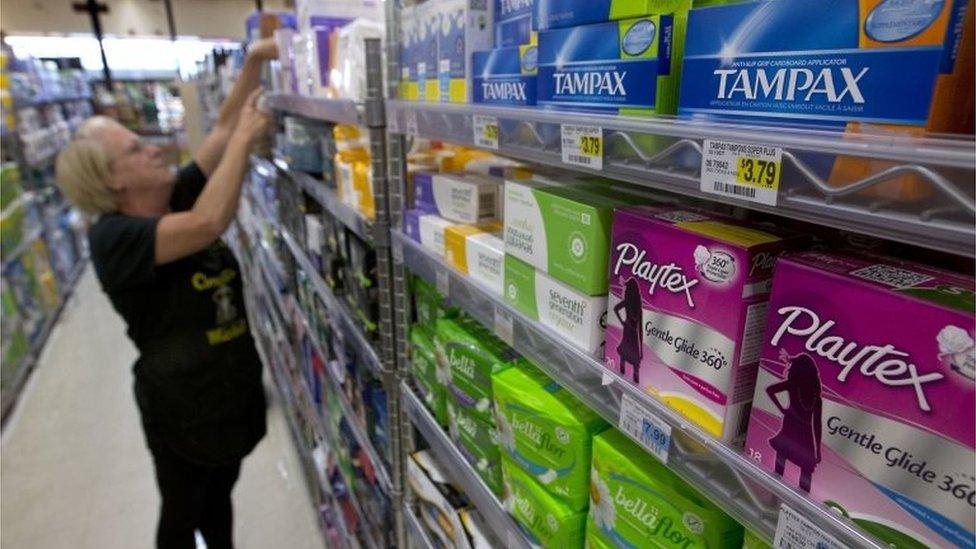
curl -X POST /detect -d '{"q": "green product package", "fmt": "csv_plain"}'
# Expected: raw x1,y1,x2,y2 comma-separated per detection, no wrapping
411,324,448,426
434,316,519,424
502,179,657,295
742,529,771,549
446,399,503,497
587,429,743,549
493,362,608,512
502,455,587,549
412,275,457,326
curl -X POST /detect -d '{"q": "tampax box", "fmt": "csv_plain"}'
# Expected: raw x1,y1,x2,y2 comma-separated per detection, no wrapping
533,0,690,30
444,224,505,296
472,44,539,106
399,5,418,100
603,206,801,442
745,251,975,549
438,0,494,103
417,1,441,102
505,254,608,355
678,0,975,201
496,0,534,46
414,171,502,224
537,15,681,114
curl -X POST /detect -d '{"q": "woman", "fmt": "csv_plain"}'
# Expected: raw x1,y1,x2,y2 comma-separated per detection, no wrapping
766,352,823,493
613,277,643,384
55,39,277,549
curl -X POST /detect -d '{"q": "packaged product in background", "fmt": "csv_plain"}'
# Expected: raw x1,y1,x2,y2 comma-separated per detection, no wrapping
333,124,375,219
537,15,681,115
446,399,505,496
495,0,534,46
1,198,25,255
745,251,975,548
296,0,383,30
417,1,441,102
437,0,494,103
678,0,975,201
459,508,500,549
273,28,299,93
434,317,520,424
329,19,385,101
408,450,474,549
504,255,608,355
473,44,539,106
533,0,690,30
0,163,22,209
444,225,505,296
502,455,588,549
283,116,327,173
586,428,744,549
343,230,379,340
399,5,419,100
604,206,803,442
412,275,458,327
493,362,608,511
308,19,353,95
741,528,771,549
413,172,502,224
411,323,449,425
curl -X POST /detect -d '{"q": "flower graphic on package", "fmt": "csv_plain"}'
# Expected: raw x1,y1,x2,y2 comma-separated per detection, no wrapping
937,325,976,378
495,411,516,452
693,245,710,269
589,469,616,531
537,469,557,485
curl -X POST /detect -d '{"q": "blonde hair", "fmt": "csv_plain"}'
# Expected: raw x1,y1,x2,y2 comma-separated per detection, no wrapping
55,116,122,215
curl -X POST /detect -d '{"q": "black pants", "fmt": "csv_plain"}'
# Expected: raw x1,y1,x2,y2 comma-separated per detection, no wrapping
147,432,242,549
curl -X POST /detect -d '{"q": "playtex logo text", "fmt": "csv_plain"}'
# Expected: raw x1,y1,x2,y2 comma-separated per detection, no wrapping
613,242,699,308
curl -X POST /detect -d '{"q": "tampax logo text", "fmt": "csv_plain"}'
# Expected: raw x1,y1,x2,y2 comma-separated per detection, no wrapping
554,71,627,97
713,66,868,104
770,306,945,412
613,243,699,308
482,81,527,101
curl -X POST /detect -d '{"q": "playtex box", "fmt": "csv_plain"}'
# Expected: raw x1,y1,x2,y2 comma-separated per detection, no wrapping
538,16,681,114
496,0,534,46
679,0,975,200
438,0,494,103
472,44,539,106
604,206,802,442
745,251,975,549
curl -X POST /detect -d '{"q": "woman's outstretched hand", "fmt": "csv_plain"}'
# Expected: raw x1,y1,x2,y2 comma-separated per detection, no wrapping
235,88,272,146
247,38,279,63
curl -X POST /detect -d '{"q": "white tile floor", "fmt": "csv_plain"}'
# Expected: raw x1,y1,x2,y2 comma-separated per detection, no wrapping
1,266,325,549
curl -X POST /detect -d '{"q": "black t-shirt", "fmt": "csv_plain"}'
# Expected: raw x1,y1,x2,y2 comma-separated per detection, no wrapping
89,162,266,465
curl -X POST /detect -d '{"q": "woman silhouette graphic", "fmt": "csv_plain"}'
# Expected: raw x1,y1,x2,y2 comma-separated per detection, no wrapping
766,352,823,492
613,278,643,384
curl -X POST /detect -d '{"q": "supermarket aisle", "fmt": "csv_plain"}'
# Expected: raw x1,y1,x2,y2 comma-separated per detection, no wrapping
1,266,324,549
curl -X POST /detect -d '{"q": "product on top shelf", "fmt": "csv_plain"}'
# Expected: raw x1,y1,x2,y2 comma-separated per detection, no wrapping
473,44,540,106
603,206,805,442
438,0,494,103
411,323,449,425
496,0,535,46
586,428,744,549
678,0,975,201
492,361,608,511
533,0,690,30
399,5,418,100
329,19,385,101
447,398,505,496
445,224,506,296
413,171,503,224
745,250,975,549
434,316,520,424
502,454,588,549
417,1,441,102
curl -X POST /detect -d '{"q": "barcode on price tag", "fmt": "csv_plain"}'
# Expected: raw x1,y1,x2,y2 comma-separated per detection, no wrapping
473,114,500,150
561,124,603,170
700,139,781,206
773,504,843,549
436,269,450,297
494,306,514,345
618,393,671,463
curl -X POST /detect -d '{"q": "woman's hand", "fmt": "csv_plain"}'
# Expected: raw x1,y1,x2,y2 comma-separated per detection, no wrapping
247,38,279,63
233,88,272,147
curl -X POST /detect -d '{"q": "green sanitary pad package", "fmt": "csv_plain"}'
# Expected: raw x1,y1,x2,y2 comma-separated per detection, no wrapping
493,362,608,512
411,324,448,426
503,455,587,549
587,428,743,549
447,399,504,497
413,275,458,327
435,316,520,424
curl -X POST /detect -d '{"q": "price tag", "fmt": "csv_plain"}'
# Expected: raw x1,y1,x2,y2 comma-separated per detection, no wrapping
493,306,514,345
473,115,500,150
773,504,844,549
561,124,603,170
700,139,782,206
405,110,419,137
618,393,671,464
435,269,450,297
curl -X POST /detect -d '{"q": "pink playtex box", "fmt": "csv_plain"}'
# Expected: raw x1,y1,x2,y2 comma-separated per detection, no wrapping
603,206,803,442
745,251,975,549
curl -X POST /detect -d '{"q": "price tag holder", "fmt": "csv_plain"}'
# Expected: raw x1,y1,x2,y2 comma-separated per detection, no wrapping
493,306,514,345
619,393,671,464
700,139,782,206
435,269,450,297
773,504,844,549
561,124,603,170
473,114,500,150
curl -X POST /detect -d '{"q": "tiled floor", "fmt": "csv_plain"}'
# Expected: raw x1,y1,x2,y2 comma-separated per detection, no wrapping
1,266,324,549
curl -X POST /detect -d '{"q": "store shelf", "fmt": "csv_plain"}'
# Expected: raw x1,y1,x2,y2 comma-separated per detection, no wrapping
387,100,976,257
402,504,436,549
393,229,887,549
268,93,364,126
401,382,532,549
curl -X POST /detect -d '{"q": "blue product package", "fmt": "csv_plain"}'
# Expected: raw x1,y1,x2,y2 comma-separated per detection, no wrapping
534,0,674,30
538,16,679,114
496,0,535,46
417,1,440,102
473,44,539,105
438,0,494,103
